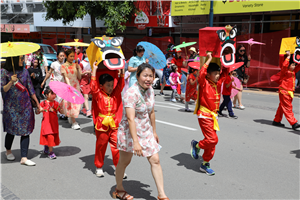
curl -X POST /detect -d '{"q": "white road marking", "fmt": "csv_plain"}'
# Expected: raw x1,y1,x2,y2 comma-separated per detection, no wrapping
156,119,198,131
155,104,183,110
155,101,185,108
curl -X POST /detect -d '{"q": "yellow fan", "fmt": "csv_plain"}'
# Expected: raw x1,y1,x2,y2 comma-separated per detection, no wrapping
1,41,40,73
55,39,90,47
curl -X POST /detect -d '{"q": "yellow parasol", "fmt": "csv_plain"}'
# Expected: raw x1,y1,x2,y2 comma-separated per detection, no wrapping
1,41,40,74
55,39,90,47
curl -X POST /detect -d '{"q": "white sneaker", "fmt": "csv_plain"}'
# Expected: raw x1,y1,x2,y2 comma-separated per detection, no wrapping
238,105,245,110
114,171,128,179
21,159,36,166
171,99,176,103
71,122,80,130
96,168,104,177
6,153,15,161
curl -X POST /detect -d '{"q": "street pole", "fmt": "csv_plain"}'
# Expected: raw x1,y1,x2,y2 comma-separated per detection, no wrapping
209,0,214,27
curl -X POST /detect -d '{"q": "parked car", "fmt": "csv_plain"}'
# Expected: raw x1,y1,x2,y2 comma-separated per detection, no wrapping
37,43,57,69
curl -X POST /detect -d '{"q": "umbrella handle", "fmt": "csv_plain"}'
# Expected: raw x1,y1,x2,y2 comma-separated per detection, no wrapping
11,57,15,74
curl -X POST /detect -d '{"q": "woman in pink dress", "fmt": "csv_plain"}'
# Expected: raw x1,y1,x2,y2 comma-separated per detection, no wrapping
114,63,169,200
60,49,82,130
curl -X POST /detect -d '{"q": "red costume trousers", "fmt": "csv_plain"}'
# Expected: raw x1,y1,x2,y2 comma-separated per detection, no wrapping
197,118,219,162
94,129,119,168
274,93,297,126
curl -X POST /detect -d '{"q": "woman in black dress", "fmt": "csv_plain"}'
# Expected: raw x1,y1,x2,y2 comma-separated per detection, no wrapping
233,44,251,110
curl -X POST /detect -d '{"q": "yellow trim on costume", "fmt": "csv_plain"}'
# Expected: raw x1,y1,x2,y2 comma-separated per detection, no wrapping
95,113,116,131
279,87,294,98
91,76,96,81
199,106,220,131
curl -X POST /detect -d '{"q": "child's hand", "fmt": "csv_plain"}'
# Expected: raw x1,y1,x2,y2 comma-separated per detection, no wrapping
286,50,291,57
93,62,98,70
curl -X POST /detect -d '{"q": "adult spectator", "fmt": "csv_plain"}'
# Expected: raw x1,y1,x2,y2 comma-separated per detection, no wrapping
115,63,169,200
159,43,174,96
128,45,149,88
1,55,40,166
233,44,251,110
27,59,43,102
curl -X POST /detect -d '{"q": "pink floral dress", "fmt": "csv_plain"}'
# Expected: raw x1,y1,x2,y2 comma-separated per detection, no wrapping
117,82,161,157
60,62,81,118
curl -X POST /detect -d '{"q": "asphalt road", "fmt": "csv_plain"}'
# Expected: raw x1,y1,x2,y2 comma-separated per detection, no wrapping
1,88,299,200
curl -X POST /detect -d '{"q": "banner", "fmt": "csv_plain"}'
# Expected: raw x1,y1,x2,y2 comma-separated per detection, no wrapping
1,24,30,33
171,0,300,16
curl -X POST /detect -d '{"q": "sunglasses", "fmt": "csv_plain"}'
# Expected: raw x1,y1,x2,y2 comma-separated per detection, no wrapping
239,50,246,52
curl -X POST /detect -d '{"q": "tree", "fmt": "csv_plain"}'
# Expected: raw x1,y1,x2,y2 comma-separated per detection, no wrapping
43,1,136,37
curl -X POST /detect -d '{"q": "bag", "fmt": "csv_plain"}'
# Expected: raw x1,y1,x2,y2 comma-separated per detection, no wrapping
243,74,250,84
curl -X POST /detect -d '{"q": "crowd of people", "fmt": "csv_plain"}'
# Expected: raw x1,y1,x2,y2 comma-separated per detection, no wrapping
1,37,300,200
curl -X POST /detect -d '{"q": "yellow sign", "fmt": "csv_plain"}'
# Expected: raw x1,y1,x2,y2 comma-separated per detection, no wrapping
171,0,300,16
279,37,296,55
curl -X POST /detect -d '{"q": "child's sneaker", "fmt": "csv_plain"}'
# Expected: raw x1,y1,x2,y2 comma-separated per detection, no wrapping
96,168,104,177
80,108,87,116
200,162,215,176
217,111,225,117
48,152,57,159
86,110,92,118
190,140,200,159
43,145,49,154
229,115,238,119
171,99,176,103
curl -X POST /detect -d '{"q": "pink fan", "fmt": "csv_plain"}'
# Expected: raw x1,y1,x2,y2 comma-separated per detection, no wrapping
237,38,266,46
49,81,85,104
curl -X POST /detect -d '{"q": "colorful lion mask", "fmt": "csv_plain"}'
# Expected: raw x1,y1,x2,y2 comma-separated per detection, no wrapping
86,35,125,70
216,25,238,67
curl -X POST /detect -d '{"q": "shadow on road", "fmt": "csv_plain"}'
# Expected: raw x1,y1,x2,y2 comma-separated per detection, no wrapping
80,126,95,134
170,152,203,173
290,149,300,159
1,149,40,164
58,118,92,128
109,180,156,200
253,119,300,135
79,155,115,176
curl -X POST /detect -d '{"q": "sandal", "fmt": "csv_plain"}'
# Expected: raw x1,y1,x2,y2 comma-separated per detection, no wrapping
112,189,133,200
157,197,170,200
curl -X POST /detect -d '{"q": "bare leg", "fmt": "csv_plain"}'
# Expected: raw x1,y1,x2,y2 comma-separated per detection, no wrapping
115,151,133,192
84,94,90,110
71,117,76,124
147,153,167,199
237,84,243,106
49,146,53,152
160,78,166,93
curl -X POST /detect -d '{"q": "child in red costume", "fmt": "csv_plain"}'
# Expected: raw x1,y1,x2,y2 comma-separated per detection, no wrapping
185,67,198,112
36,86,62,159
190,52,229,176
90,62,127,178
273,51,300,130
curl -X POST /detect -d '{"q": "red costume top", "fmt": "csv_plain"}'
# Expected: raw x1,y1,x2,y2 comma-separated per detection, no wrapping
194,64,228,131
279,58,300,96
40,100,61,135
171,57,185,73
222,76,233,96
90,75,124,132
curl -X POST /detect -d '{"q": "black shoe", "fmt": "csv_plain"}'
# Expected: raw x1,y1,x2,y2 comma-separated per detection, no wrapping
217,111,224,117
272,121,285,127
229,115,238,119
292,122,300,130
159,92,165,96
59,116,68,120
